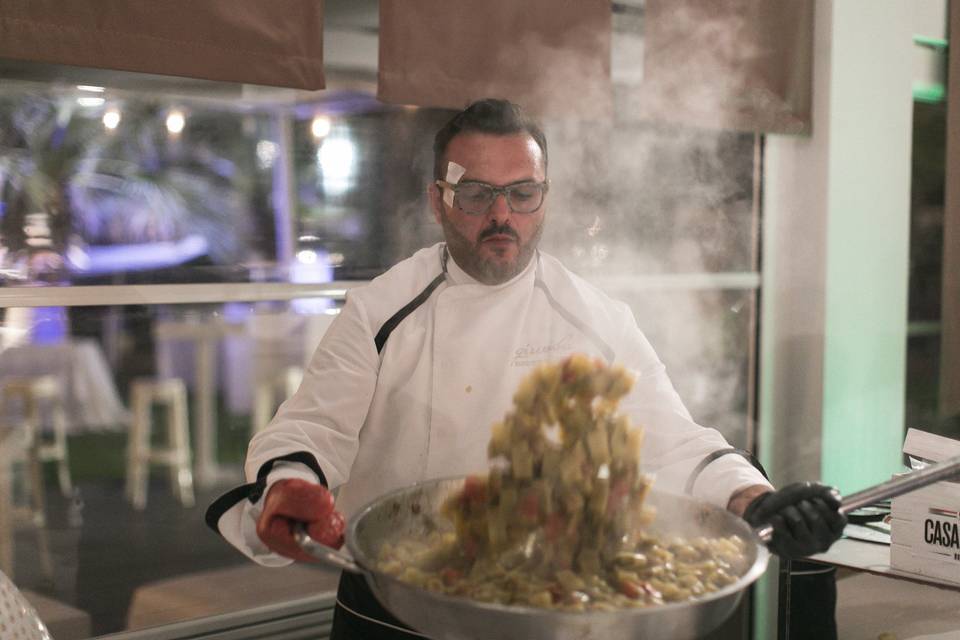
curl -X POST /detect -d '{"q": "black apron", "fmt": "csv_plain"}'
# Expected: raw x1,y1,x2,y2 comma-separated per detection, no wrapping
330,572,430,639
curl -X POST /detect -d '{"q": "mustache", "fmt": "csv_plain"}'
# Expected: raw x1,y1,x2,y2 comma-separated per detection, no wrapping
478,224,519,242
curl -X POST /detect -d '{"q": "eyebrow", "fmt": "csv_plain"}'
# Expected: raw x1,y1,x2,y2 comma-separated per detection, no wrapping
457,178,541,187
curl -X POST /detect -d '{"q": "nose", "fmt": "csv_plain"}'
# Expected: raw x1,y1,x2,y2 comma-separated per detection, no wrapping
487,192,511,224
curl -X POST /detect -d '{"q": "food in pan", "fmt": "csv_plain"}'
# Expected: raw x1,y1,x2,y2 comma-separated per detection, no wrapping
377,354,750,610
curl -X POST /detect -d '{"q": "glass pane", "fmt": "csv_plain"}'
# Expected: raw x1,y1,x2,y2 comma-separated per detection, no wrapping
0,300,343,636
1,53,760,640
590,286,757,449
0,81,446,286
905,98,958,438
545,123,757,276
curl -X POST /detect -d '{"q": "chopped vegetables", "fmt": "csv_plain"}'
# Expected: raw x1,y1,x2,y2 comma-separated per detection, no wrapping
377,354,750,611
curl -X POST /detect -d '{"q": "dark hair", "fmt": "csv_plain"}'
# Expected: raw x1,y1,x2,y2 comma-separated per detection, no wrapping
433,98,548,179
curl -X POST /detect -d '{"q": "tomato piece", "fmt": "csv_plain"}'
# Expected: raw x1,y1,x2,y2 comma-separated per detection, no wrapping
441,567,462,586
461,476,487,506
545,513,566,541
548,583,566,604
606,478,630,515
618,577,642,599
462,536,479,560
519,491,540,519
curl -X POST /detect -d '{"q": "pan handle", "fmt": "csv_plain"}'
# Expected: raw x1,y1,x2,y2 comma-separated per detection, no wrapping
294,524,363,573
754,453,960,544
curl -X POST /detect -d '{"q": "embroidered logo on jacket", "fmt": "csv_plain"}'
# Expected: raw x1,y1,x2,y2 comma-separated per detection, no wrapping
511,334,574,367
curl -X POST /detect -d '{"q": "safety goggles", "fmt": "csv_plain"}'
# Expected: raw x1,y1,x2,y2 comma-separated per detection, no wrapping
435,180,549,215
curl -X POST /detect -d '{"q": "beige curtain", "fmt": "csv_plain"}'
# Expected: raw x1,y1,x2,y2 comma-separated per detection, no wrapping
632,0,814,134
378,0,611,119
941,0,960,417
0,0,325,89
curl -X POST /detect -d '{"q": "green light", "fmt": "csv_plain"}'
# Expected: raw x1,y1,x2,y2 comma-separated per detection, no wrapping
913,34,948,51
913,82,946,104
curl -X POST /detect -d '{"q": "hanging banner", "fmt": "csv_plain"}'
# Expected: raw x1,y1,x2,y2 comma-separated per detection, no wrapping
632,0,814,134
378,0,611,119
0,0,325,90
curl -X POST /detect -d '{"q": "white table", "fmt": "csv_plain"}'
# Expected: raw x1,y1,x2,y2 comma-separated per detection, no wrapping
0,339,129,430
155,311,334,488
155,318,244,487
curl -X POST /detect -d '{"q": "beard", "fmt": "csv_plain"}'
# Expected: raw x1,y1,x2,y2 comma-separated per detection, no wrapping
440,216,544,285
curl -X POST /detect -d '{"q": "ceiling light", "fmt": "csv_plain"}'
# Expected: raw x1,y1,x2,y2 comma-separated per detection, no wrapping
311,115,332,139
102,108,121,130
256,140,278,169
166,110,186,134
296,249,318,265
77,96,105,107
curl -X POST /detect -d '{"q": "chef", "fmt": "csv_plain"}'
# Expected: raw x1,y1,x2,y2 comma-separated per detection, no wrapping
207,98,846,639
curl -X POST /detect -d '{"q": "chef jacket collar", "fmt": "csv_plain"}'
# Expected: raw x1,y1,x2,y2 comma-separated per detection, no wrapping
443,244,539,288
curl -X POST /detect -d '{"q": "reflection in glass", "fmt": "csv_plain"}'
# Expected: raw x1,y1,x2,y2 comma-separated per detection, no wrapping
0,70,761,637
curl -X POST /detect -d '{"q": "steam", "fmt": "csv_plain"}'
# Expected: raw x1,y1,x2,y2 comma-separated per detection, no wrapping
385,5,771,450
527,7,760,448
544,120,757,448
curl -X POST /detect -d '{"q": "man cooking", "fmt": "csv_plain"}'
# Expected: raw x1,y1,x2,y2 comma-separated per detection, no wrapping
207,98,846,638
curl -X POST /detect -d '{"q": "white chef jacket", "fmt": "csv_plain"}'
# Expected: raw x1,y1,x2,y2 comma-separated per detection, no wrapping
206,243,771,564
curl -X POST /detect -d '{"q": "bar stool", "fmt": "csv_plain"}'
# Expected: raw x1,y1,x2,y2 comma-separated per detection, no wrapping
0,376,55,584
252,366,303,434
1,375,71,497
125,378,195,510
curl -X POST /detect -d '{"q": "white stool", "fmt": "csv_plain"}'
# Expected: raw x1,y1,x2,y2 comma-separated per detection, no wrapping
0,424,54,582
252,366,303,434
1,375,71,497
0,378,61,582
125,378,195,510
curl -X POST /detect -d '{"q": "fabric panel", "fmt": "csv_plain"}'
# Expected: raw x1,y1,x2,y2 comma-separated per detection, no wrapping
0,0,324,89
632,0,814,134
378,0,611,119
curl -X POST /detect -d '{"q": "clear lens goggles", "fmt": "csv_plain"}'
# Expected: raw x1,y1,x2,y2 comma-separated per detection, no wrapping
436,180,549,215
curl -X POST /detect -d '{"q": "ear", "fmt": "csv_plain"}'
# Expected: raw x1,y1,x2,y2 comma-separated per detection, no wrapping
427,182,445,225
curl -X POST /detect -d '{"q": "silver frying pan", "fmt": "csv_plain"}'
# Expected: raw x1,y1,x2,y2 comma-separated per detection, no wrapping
298,455,960,639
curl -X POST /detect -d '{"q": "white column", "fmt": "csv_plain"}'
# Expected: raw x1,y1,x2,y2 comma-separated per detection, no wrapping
272,114,297,269
760,0,916,500
757,1,922,635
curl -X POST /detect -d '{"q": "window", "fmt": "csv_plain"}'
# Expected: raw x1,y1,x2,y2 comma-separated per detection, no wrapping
1,19,761,640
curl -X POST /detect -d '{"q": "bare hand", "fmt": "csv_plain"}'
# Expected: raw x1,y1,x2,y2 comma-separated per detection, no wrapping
256,478,345,562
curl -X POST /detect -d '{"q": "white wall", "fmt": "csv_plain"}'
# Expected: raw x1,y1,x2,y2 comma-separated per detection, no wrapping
760,0,922,493
756,1,943,636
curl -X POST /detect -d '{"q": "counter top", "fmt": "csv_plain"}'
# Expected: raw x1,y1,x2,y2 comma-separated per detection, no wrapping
810,537,960,591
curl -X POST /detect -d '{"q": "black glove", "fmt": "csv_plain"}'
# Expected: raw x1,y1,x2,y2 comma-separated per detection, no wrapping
743,482,847,558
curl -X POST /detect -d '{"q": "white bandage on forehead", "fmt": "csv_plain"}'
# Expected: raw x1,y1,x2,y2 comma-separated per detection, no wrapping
443,161,466,207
